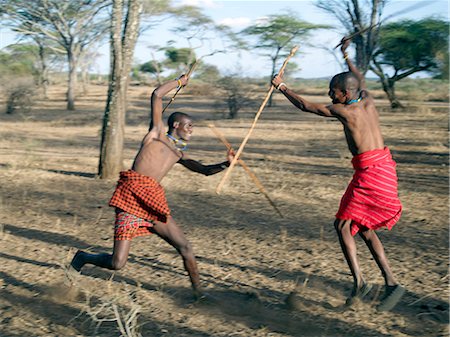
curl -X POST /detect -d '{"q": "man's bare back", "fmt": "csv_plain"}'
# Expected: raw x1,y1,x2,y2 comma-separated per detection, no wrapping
271,37,404,312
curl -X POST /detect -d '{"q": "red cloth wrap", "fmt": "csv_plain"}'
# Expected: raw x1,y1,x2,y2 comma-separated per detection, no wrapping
114,211,154,241
109,170,170,223
335,147,402,236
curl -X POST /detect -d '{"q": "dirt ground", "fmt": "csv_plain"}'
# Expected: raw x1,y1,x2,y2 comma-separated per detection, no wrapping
0,84,448,337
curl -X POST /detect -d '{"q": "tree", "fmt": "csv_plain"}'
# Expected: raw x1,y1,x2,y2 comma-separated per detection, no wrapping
195,63,220,83
1,0,110,110
139,45,164,85
316,0,385,74
98,0,236,179
370,18,449,108
138,59,162,83
217,74,256,119
163,47,196,74
2,44,38,77
98,0,143,179
6,40,65,97
0,48,37,114
241,13,326,105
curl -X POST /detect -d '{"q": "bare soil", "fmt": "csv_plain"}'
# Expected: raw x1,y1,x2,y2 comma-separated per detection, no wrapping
0,84,448,337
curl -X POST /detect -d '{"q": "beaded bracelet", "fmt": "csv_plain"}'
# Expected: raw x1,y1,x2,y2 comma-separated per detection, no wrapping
276,82,286,90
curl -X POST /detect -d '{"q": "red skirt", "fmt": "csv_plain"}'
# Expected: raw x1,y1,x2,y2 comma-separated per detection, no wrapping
109,170,170,223
335,147,402,236
114,211,155,241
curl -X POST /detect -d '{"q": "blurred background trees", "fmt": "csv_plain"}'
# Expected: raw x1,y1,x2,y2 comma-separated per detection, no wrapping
0,0,447,176
1,0,110,110
370,18,449,108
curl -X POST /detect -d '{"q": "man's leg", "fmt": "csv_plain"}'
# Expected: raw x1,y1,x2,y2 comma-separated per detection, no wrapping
358,228,396,286
358,228,405,310
150,216,201,297
70,240,131,271
334,219,368,296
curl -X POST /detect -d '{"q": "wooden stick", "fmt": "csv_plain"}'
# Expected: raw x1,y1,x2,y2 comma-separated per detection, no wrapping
208,123,283,217
215,45,299,194
333,26,374,49
162,59,199,114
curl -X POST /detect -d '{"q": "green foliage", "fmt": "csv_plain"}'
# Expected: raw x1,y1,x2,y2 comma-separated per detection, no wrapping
139,60,160,74
164,47,194,65
142,0,172,16
241,13,328,56
1,76,36,114
376,18,449,76
195,63,221,83
161,47,196,75
0,50,35,77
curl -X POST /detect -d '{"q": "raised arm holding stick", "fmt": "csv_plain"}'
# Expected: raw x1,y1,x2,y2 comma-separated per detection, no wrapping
215,46,299,194
69,74,234,300
272,37,404,311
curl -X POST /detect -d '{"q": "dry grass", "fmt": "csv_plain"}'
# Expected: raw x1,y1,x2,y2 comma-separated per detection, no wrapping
0,83,448,336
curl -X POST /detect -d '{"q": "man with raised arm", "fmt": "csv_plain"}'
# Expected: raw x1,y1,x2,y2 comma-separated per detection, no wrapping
70,75,234,300
272,38,404,311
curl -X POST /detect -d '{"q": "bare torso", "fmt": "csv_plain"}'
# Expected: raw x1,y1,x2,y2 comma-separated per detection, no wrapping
131,129,182,182
330,96,384,156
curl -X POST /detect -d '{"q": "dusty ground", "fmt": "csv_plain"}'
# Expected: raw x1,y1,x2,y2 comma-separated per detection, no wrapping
0,84,448,337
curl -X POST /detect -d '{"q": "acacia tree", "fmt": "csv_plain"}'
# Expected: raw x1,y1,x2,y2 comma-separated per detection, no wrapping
316,0,385,74
370,18,449,108
7,40,64,97
1,0,110,110
241,13,327,105
163,47,196,74
98,0,143,179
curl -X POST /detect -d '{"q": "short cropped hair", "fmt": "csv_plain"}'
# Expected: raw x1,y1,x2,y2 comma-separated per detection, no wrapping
330,71,360,93
167,111,190,132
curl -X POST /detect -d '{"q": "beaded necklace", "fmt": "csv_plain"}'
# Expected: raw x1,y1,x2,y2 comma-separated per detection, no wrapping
166,133,187,151
346,96,362,105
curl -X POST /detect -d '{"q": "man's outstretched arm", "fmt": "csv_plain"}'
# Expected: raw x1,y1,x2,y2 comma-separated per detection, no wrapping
179,149,234,176
149,75,188,132
272,74,334,117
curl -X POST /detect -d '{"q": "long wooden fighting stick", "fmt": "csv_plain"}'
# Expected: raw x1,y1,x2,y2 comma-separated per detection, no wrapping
333,27,373,49
162,59,199,114
215,45,299,194
208,123,283,217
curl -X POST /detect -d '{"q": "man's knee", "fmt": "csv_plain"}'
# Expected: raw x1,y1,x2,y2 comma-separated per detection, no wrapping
359,228,374,241
178,240,193,258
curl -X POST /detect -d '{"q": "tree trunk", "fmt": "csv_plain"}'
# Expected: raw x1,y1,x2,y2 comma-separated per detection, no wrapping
377,74,403,109
383,79,403,109
67,50,77,110
370,63,404,109
37,42,49,98
98,0,142,179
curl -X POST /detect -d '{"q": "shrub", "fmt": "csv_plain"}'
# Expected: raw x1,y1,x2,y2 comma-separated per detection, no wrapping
4,78,37,114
